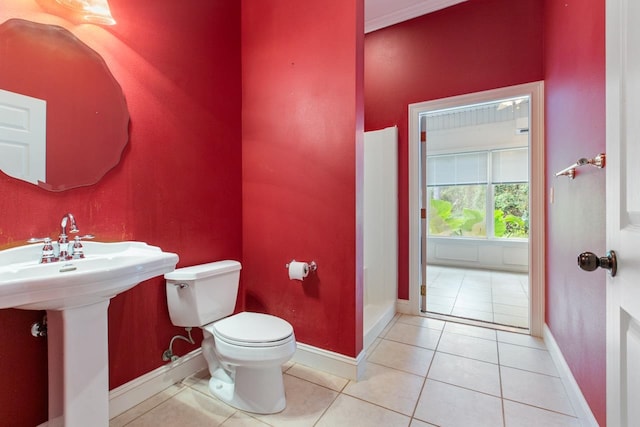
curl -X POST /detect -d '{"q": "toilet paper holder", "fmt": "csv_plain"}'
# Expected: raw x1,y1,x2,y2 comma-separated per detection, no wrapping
285,260,317,273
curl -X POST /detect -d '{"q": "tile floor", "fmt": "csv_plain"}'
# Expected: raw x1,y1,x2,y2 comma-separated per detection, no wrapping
110,314,581,427
426,266,529,329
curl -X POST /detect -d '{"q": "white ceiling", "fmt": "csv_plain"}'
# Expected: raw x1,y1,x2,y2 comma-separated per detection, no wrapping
365,0,467,33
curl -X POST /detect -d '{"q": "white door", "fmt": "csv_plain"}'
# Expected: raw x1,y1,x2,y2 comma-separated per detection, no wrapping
0,88,46,185
606,0,640,425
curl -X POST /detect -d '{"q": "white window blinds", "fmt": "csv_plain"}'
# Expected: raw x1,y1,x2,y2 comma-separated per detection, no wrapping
427,152,488,186
491,148,528,183
427,147,528,186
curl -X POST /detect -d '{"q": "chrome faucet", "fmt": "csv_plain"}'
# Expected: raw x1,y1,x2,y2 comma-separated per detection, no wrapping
58,213,79,260
28,213,94,263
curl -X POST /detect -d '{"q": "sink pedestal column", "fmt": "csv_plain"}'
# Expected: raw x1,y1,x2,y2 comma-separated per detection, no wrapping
46,300,110,427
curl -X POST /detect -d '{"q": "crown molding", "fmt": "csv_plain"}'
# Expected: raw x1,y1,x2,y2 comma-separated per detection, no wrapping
365,0,467,33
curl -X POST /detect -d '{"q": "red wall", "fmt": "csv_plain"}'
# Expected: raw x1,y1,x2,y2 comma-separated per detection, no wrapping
241,0,364,357
0,0,607,425
0,1,241,425
365,0,606,423
364,0,544,299
544,0,606,425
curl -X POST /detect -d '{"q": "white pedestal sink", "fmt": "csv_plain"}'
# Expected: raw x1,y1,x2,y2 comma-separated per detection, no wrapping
0,241,179,427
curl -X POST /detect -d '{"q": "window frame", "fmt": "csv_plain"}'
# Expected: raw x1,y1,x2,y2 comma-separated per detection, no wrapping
427,147,529,241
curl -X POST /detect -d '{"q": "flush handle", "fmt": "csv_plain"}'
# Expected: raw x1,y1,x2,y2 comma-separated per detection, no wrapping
578,250,617,277
173,283,189,289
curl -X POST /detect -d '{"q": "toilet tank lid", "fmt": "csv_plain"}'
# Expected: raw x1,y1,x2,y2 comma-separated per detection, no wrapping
164,260,241,281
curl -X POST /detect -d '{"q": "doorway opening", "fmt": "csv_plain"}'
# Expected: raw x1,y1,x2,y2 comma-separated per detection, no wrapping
408,82,545,336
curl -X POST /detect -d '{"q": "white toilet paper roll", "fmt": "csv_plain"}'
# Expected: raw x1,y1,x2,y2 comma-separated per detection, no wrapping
288,261,309,281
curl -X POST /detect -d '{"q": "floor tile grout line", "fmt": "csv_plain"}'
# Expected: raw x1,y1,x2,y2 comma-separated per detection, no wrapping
428,267,463,316
114,312,574,427
116,384,191,426
283,366,350,394
434,349,499,365
490,270,496,324
501,396,582,419
395,317,447,333
449,270,464,317
497,339,549,351
427,266,530,329
440,328,499,343
378,317,571,422
360,358,429,380
422,344,563,380
406,318,444,424
380,338,438,352
361,333,436,425
183,379,258,425
324,325,432,424
408,374,430,425
311,386,342,427
496,328,507,427
330,393,414,421
499,364,563,379
424,377,503,400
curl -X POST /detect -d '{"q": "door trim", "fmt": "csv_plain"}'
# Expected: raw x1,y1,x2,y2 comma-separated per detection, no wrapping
407,81,545,337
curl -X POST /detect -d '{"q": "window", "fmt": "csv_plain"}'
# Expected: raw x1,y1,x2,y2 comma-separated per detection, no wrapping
427,148,529,239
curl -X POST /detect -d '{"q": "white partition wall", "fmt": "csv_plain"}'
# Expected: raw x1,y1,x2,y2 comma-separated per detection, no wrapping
363,126,398,349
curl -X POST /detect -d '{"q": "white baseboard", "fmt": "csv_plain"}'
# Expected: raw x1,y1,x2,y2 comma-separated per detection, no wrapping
107,321,598,425
109,348,206,419
108,340,365,419
543,324,599,427
292,342,366,381
396,298,412,315
364,304,396,351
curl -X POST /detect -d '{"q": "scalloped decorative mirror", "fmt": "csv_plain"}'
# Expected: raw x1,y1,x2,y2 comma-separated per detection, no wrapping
0,18,129,191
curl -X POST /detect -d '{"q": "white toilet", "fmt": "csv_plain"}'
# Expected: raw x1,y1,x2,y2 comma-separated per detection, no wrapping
164,260,296,414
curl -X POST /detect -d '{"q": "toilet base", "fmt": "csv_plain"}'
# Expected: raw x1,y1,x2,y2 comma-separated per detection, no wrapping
209,365,286,414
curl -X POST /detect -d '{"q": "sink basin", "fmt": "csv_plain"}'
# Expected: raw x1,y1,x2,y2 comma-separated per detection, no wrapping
0,241,178,310
0,241,178,426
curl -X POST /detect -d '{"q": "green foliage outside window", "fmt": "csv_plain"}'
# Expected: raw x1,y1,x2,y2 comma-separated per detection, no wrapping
428,184,528,239
494,183,529,238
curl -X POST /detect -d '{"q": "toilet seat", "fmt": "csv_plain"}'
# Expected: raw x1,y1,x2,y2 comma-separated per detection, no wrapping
208,312,294,348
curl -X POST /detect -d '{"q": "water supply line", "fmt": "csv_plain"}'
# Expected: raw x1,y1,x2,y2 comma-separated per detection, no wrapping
162,327,195,362
31,314,47,338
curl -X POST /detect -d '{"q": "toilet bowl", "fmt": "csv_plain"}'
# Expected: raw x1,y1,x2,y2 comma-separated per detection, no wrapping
164,261,296,414
203,312,295,413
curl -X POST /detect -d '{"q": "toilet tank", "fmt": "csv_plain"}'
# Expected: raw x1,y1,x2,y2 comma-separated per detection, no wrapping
164,260,241,327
